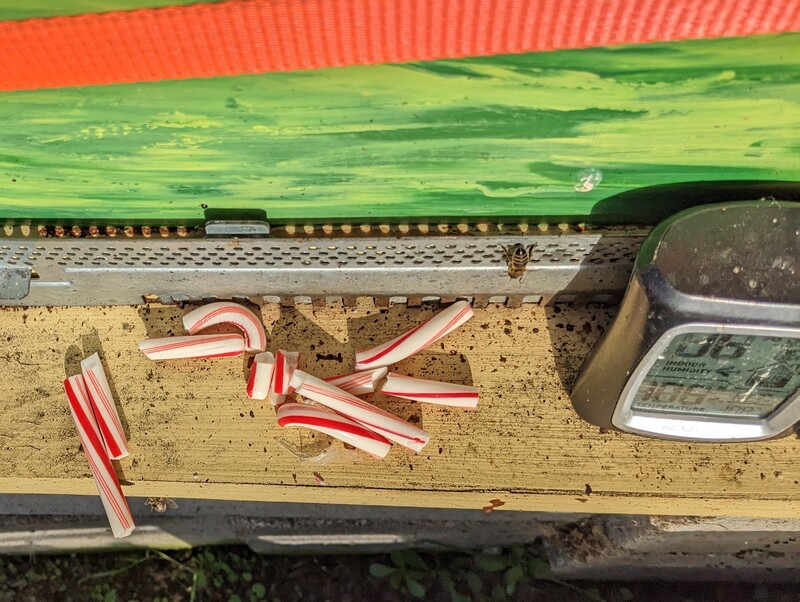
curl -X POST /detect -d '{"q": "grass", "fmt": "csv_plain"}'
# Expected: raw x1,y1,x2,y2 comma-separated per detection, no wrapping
367,547,606,601
0,545,796,601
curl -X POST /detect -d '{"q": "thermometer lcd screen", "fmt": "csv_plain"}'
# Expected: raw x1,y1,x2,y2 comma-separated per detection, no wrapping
630,333,800,419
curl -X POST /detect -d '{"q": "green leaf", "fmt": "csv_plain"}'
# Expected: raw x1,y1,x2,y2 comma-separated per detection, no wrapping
369,563,394,578
465,571,483,594
218,561,239,583
228,595,242,602
474,554,508,572
491,583,506,602
438,571,455,592
401,550,428,571
583,586,607,602
619,587,634,601
528,558,553,580
242,572,253,583
104,590,117,602
389,572,403,589
406,578,426,599
504,564,525,593
251,583,267,600
194,569,208,591
390,550,406,569
25,568,42,582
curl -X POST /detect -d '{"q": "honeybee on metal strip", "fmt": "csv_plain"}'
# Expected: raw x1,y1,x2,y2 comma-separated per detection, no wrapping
501,244,535,280
145,497,179,513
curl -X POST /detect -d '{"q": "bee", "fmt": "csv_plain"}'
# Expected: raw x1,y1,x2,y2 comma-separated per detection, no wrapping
501,244,535,280
145,497,179,513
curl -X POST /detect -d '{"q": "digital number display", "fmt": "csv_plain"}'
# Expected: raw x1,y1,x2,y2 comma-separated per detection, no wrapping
631,333,800,419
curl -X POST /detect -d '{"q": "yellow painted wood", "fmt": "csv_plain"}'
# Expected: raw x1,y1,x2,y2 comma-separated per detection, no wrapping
2,301,799,518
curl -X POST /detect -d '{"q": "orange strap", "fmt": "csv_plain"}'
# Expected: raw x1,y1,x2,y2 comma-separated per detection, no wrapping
2,0,799,91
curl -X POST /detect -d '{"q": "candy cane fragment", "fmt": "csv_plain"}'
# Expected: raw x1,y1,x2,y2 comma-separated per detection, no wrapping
182,302,267,352
355,300,473,370
64,375,135,539
324,367,388,395
139,334,245,360
381,373,480,409
276,402,391,459
247,352,275,400
269,350,300,405
289,370,429,453
81,353,130,459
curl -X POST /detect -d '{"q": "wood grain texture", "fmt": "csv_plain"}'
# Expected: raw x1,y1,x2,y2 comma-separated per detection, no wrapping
0,34,798,223
2,301,800,517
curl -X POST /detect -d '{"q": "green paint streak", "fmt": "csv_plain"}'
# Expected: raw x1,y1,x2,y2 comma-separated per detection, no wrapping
0,34,798,223
0,0,211,20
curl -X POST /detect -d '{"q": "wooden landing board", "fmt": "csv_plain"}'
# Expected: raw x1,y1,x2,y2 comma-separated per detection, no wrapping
2,301,800,518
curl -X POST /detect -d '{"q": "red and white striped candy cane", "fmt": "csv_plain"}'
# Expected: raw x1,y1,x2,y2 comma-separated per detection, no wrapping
276,402,391,459
355,301,473,370
182,302,267,352
381,373,480,409
139,334,245,360
289,370,429,453
269,350,300,405
247,352,275,400
323,367,388,395
81,353,130,459
64,375,135,539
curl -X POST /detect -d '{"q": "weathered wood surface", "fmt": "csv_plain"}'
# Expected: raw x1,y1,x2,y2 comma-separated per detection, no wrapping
1,301,799,517
0,33,798,223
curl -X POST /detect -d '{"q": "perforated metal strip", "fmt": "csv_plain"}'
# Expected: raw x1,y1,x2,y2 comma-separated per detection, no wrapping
0,233,643,306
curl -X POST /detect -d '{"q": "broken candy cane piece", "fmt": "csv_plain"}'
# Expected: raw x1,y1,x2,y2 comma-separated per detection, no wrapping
63,375,135,539
355,300,473,370
247,352,275,400
269,350,300,405
81,353,130,459
182,302,267,352
276,402,391,459
323,367,388,395
139,334,245,360
289,370,429,453
381,373,480,409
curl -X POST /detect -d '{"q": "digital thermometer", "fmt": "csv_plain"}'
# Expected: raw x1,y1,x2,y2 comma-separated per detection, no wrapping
571,201,800,441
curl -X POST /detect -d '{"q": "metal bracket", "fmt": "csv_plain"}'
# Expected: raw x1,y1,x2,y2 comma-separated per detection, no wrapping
204,220,271,238
0,232,644,306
